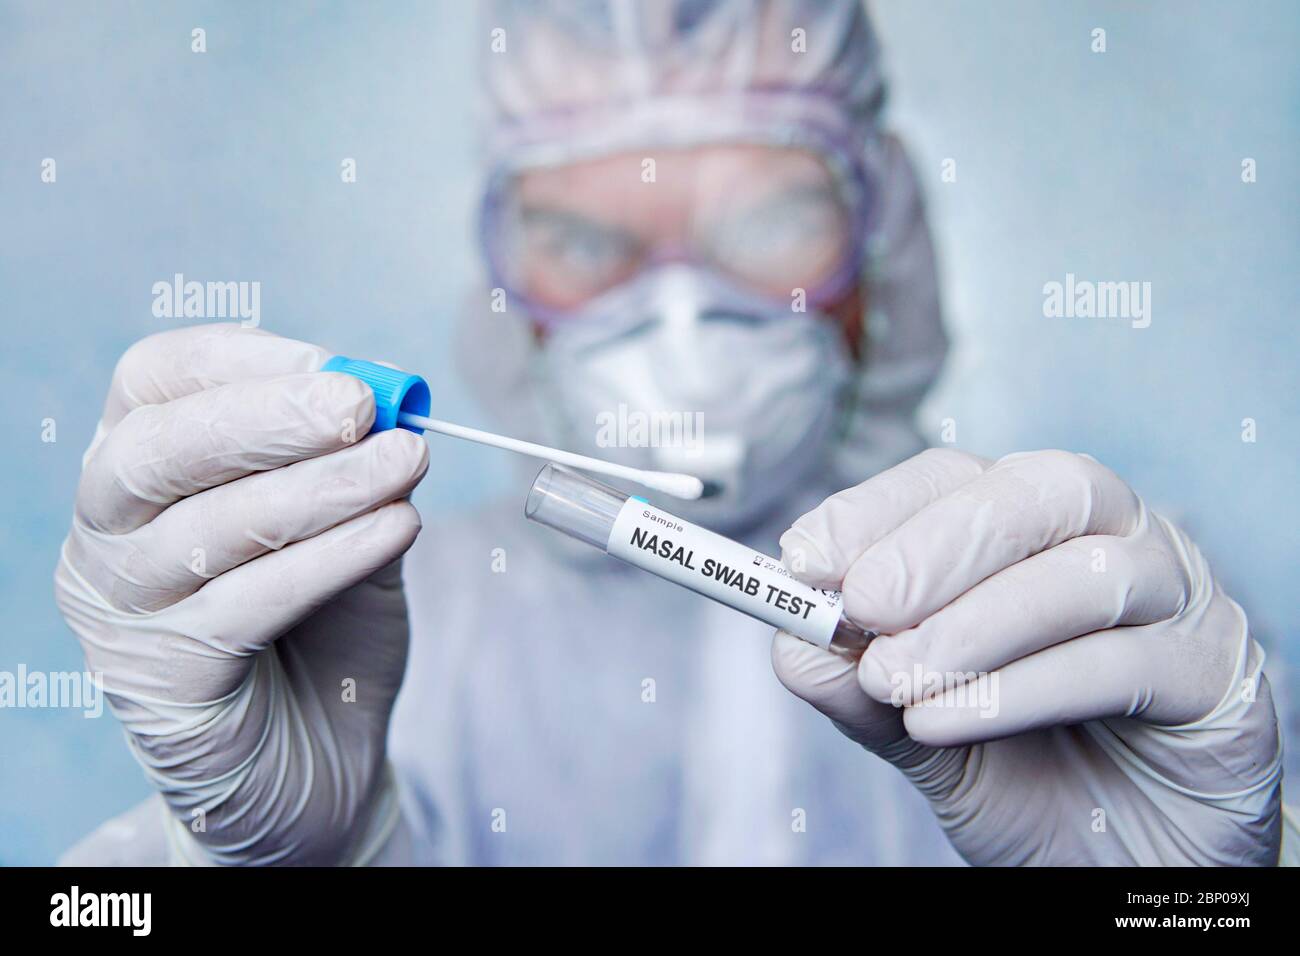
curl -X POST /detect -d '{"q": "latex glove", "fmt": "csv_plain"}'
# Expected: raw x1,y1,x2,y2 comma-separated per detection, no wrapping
55,323,428,865
773,448,1283,865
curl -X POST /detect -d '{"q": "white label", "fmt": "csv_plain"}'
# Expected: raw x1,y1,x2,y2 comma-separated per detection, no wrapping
606,498,846,648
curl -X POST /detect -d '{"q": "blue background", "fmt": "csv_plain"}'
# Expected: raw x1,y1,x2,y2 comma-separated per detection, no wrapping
1,1,1296,863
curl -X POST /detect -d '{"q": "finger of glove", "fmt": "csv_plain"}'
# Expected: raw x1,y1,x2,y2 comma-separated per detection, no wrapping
770,630,910,753
73,428,428,613
858,532,1190,705
77,371,374,534
898,616,1233,749
778,448,990,589
184,499,422,657
102,324,330,430
841,450,1143,635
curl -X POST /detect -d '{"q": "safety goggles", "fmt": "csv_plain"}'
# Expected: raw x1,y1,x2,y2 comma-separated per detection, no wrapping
480,133,872,325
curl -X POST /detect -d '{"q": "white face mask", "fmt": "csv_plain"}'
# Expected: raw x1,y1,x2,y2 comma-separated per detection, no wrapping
534,266,855,532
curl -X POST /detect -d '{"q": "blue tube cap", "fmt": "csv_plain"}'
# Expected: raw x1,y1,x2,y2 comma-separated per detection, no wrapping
321,356,431,434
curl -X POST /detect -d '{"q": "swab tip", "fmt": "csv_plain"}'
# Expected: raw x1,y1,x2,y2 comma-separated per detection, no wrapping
643,472,705,500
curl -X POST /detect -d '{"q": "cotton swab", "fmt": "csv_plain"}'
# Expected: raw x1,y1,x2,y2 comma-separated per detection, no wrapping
397,411,705,501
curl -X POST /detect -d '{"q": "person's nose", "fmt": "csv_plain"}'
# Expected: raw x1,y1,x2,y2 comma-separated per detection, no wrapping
653,269,728,399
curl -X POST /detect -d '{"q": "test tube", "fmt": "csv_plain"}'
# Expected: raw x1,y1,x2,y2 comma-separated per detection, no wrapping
525,464,875,659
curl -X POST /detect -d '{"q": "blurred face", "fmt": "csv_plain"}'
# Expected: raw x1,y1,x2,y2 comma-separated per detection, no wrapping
490,142,868,529
497,143,866,354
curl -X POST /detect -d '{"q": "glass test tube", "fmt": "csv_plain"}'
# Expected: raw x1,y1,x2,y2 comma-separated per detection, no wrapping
525,463,875,659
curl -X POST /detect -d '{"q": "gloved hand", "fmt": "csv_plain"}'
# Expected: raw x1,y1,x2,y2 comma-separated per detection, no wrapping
772,448,1283,865
55,323,428,865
